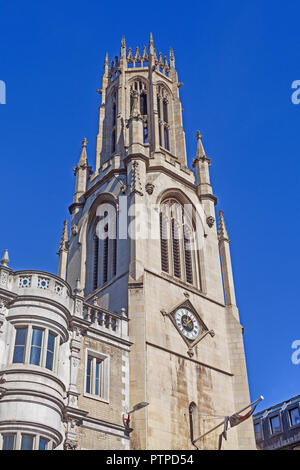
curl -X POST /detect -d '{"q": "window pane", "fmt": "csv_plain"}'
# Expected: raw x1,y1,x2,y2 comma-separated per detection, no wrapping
254,423,262,440
46,351,53,370
39,438,48,450
15,328,27,345
30,346,42,365
21,434,34,450
2,434,15,450
95,361,101,396
30,328,43,365
31,328,43,346
270,416,281,434
86,358,92,393
13,328,27,363
47,333,55,352
45,333,55,370
290,408,300,426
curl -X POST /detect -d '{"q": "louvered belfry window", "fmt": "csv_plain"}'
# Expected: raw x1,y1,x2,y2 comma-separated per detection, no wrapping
93,235,99,291
160,212,169,273
160,199,197,286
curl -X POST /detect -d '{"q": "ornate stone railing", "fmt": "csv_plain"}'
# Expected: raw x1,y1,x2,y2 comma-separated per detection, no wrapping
82,302,128,337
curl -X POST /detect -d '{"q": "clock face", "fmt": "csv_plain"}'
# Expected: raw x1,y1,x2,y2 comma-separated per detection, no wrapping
175,308,199,341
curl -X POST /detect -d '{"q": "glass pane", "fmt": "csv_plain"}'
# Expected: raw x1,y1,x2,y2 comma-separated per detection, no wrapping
30,346,41,365
13,346,25,363
2,435,15,450
270,416,281,434
95,361,101,395
15,328,26,346
254,423,262,440
86,358,91,393
290,408,300,426
39,438,48,450
46,351,53,370
31,328,42,346
47,333,55,352
21,434,34,450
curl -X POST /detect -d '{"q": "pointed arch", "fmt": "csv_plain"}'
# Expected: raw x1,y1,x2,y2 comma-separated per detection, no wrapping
85,194,118,295
158,190,206,291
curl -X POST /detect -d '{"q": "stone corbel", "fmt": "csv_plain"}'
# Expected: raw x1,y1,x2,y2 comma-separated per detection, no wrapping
63,407,88,450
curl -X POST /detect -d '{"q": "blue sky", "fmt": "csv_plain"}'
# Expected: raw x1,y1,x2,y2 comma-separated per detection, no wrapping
0,0,299,411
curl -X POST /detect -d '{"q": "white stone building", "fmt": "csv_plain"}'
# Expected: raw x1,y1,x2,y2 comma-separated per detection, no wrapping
0,34,256,450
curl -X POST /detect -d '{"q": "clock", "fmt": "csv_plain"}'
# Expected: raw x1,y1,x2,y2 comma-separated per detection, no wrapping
175,308,199,341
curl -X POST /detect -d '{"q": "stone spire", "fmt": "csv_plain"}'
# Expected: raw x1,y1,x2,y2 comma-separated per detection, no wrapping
149,32,155,55
218,210,236,306
169,47,175,69
218,211,230,242
121,36,126,58
76,137,88,170
72,138,90,208
104,52,109,75
57,220,69,254
57,220,69,280
1,250,10,267
196,131,206,159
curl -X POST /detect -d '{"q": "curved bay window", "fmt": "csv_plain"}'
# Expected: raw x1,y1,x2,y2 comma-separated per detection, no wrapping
157,85,170,151
160,198,200,289
130,79,149,143
12,326,58,372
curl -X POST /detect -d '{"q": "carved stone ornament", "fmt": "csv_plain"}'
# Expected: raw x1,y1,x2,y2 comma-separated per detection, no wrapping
64,439,78,451
0,271,8,287
145,183,155,195
71,225,78,236
162,298,215,357
206,216,215,228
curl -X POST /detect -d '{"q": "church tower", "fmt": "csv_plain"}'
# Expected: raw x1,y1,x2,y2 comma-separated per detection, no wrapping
66,34,256,450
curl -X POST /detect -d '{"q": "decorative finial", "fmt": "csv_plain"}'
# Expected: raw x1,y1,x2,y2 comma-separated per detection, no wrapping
82,137,87,148
1,250,10,267
121,35,126,58
170,47,175,68
196,130,206,159
218,211,230,242
57,220,69,254
104,52,109,65
74,278,83,295
149,32,154,55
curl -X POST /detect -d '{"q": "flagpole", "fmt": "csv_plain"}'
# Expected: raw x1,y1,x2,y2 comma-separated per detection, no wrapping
192,395,264,446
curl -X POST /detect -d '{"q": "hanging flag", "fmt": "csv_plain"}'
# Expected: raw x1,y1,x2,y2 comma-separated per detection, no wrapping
218,404,258,450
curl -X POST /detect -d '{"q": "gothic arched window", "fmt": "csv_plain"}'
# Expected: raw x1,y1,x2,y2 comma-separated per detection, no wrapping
130,79,149,144
160,198,199,288
157,86,170,151
88,203,117,293
111,90,117,154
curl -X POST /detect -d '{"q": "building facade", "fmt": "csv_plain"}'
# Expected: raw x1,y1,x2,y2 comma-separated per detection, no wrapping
253,395,300,450
0,34,256,450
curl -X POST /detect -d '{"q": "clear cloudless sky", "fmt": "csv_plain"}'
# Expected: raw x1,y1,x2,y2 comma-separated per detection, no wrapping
0,0,299,411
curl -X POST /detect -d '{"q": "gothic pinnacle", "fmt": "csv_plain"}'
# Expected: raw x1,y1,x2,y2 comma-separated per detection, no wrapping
170,47,175,68
196,131,206,159
57,220,69,254
218,211,230,242
76,138,88,169
149,32,155,55
1,249,10,267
